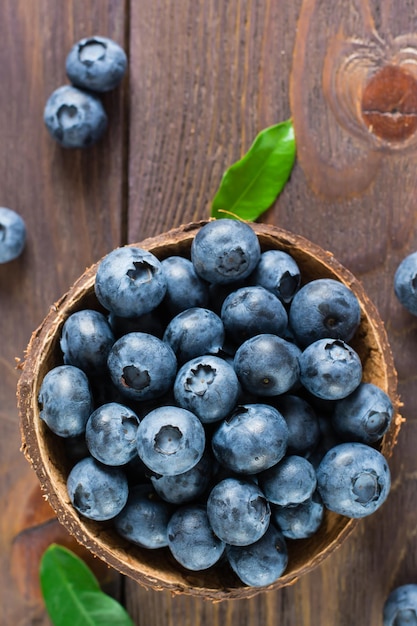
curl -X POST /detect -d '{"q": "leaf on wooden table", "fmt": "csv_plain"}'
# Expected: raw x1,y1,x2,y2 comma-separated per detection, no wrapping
40,544,134,626
211,119,296,221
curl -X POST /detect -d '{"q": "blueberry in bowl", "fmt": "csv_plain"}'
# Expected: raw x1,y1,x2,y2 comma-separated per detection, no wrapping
18,220,401,600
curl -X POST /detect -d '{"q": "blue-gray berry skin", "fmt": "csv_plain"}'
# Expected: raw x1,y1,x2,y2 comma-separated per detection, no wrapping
332,382,393,444
288,278,361,348
66,36,127,92
107,332,177,401
250,249,301,304
150,450,214,504
114,484,172,549
38,365,93,437
226,523,288,587
272,394,321,454
299,338,362,400
316,442,391,518
211,404,289,474
163,307,225,364
60,309,115,375
136,406,205,476
191,219,261,285
43,85,107,148
95,246,167,318
394,252,417,316
167,505,225,571
271,492,324,540
85,402,140,466
161,256,209,315
173,355,240,423
234,334,301,396
383,584,417,626
0,207,26,263
221,285,288,345
67,456,128,521
206,477,271,546
258,455,317,507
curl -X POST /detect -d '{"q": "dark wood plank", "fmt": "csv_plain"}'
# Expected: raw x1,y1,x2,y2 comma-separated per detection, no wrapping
0,2,127,623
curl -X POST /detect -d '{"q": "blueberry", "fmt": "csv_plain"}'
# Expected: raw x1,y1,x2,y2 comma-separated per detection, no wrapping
173,355,240,423
38,365,93,437
163,307,225,364
0,207,26,263
67,456,128,521
383,584,417,626
258,455,317,506
271,492,324,539
114,484,172,549
191,219,261,284
85,402,140,466
233,334,301,396
299,338,362,400
226,523,288,587
161,256,209,314
167,504,225,571
316,442,391,518
221,286,288,345
206,477,271,546
43,85,107,148
107,332,177,401
136,406,205,476
60,309,115,375
272,394,321,454
95,246,167,318
332,382,393,444
66,36,127,92
394,252,417,316
150,450,214,504
211,404,289,474
289,278,361,347
250,249,301,304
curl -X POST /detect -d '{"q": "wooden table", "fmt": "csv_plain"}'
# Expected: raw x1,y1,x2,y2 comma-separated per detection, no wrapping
2,1,417,624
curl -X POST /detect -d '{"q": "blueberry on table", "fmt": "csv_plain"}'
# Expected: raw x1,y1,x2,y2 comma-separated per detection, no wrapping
331,382,393,444
150,450,214,504
226,523,288,587
211,403,289,474
95,246,167,318
173,354,240,423
60,309,115,375
316,442,391,518
271,492,324,540
38,365,93,437
288,278,361,347
66,36,127,92
383,584,417,626
394,251,417,316
161,256,209,314
43,85,107,148
114,484,173,549
191,219,261,284
107,332,177,401
250,249,301,304
207,477,271,546
258,455,317,507
0,207,26,263
85,402,140,466
299,338,362,400
167,505,225,571
220,285,288,345
67,456,128,521
136,406,205,476
163,307,225,364
233,333,301,396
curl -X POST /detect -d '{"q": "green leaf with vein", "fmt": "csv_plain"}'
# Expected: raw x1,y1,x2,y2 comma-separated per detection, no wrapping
40,544,134,626
211,119,296,221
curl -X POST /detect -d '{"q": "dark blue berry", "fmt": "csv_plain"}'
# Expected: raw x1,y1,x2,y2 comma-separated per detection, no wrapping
161,256,209,314
250,249,301,304
258,455,317,506
66,36,127,92
0,207,26,263
163,307,224,364
394,252,417,316
85,402,140,466
271,492,324,539
272,394,321,454
150,450,214,504
383,584,417,626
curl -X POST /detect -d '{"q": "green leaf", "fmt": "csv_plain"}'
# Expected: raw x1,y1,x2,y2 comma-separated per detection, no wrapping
211,119,296,221
40,544,134,626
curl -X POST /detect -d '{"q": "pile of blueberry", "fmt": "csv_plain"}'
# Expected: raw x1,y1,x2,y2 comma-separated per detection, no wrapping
43,36,127,148
38,219,394,588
